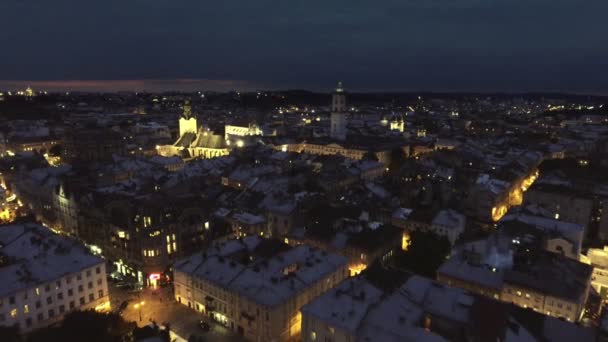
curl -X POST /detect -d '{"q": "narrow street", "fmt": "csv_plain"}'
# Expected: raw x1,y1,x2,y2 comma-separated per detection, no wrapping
108,283,244,342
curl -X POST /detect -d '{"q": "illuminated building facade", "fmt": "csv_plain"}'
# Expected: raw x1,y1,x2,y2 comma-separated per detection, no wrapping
0,224,109,333
157,100,230,159
438,235,592,322
173,237,348,341
585,247,608,299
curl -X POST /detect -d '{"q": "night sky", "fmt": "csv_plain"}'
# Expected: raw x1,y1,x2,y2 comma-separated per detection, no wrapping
1,0,607,93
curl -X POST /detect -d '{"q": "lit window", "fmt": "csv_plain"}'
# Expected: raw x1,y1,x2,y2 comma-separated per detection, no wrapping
516,291,522,296
24,305,29,314
10,309,17,318
310,331,317,341
172,242,177,252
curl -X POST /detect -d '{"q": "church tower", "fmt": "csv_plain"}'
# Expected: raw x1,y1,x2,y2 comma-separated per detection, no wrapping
330,81,347,141
179,100,197,137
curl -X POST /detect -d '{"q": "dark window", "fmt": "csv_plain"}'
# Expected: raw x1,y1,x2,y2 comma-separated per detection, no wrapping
88,282,93,289
66,277,72,284
76,275,81,281
48,309,55,318
35,301,41,309
96,267,101,274
79,297,85,305
68,289,73,296
45,285,50,292
88,293,94,302
37,313,44,322
56,281,61,289
59,305,65,313
69,301,75,309
26,318,32,327
57,293,63,300
98,290,104,298
97,278,102,286
86,270,91,277
9,297,15,305
0,314,5,322
46,297,52,304
78,285,83,293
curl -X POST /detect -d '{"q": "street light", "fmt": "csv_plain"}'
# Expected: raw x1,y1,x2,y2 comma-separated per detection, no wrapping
134,301,145,322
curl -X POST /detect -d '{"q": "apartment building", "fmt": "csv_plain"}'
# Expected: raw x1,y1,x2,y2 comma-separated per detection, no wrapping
173,236,348,342
0,223,109,333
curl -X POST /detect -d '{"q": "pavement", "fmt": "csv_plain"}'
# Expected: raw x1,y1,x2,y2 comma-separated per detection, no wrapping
108,282,244,342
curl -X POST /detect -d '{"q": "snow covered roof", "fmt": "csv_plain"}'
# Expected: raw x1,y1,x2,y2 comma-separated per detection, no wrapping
0,223,104,298
175,239,347,308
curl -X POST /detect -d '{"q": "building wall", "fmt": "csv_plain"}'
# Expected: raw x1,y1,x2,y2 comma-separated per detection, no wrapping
179,117,197,137
188,147,229,159
598,200,608,241
545,237,578,260
436,274,501,300
173,265,349,342
301,313,354,342
524,190,592,230
0,263,109,333
501,283,583,322
225,125,262,141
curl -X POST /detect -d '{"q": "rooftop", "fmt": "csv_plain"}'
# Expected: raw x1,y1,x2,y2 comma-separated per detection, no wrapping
175,237,347,308
0,223,103,298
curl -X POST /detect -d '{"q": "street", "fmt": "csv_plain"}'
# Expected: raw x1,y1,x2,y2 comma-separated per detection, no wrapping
108,283,244,342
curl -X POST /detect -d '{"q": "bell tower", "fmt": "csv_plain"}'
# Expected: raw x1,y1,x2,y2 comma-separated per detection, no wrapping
179,100,197,137
330,82,347,141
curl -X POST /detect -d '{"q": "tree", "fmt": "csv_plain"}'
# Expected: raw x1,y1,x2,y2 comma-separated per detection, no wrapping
133,324,170,342
27,310,135,342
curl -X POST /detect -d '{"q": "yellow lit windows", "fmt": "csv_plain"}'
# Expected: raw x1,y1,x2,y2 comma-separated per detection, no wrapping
401,231,411,251
10,309,17,318
143,216,151,228
24,305,29,314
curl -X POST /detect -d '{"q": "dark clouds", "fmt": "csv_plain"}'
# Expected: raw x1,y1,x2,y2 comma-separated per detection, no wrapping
1,0,607,92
